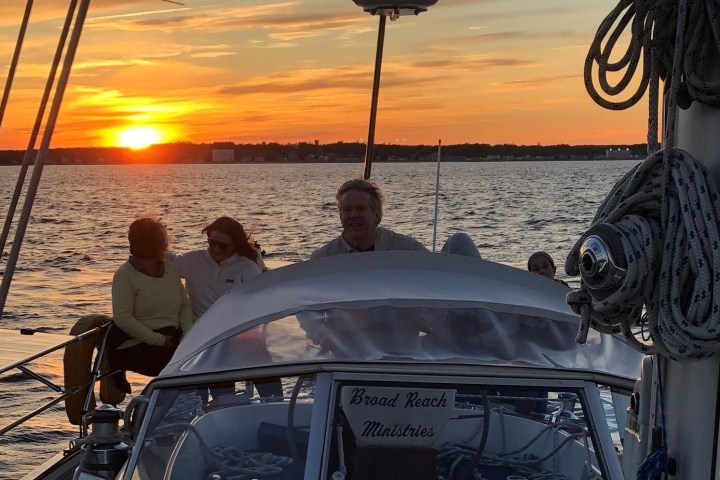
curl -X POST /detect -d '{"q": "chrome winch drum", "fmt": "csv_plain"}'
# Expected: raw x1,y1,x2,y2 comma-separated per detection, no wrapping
578,227,628,297
76,405,129,479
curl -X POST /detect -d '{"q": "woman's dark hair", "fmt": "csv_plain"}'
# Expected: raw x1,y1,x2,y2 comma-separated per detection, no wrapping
203,216,258,263
128,216,168,260
527,251,555,271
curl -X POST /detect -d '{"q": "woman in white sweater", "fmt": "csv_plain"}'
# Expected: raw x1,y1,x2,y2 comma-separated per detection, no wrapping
170,216,281,399
108,216,193,392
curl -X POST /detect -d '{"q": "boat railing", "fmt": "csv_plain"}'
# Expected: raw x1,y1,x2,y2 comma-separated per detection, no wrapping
0,320,113,437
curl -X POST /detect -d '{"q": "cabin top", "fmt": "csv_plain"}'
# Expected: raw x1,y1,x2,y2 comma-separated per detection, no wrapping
162,251,641,380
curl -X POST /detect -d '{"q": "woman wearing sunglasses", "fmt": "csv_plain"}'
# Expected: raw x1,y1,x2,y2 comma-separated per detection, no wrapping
170,216,262,321
170,216,281,400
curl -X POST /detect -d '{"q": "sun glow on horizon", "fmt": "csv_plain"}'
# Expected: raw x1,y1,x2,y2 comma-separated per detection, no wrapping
0,1,647,149
117,126,162,150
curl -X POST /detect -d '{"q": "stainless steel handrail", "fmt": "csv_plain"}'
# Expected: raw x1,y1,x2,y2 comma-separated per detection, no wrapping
0,325,107,375
81,321,114,437
0,321,112,436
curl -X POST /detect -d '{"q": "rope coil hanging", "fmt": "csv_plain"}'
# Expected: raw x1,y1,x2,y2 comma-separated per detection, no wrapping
568,0,720,361
566,148,720,360
584,0,720,111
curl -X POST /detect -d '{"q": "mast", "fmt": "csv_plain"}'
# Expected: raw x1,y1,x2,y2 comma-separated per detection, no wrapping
363,14,386,180
660,40,720,480
569,3,720,478
351,1,438,179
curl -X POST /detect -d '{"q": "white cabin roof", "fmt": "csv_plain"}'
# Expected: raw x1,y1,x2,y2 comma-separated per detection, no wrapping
162,251,642,380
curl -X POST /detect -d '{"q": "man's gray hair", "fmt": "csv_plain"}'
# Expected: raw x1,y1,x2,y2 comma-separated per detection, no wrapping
336,178,384,219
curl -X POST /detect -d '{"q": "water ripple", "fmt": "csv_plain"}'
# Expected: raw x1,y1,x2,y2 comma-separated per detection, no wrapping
0,160,635,475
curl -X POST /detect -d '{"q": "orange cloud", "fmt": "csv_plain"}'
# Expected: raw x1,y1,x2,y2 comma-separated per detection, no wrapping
0,0,648,148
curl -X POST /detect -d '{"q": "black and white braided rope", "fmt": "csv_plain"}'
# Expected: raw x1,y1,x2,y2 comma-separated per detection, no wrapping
566,149,720,360
570,0,720,360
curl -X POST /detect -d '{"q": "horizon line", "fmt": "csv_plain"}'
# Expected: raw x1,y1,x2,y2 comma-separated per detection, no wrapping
0,141,647,152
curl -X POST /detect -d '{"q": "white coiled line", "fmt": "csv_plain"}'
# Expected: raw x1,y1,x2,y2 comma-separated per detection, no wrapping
569,0,720,360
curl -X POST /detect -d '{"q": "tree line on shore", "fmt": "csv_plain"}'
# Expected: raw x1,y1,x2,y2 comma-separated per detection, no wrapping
0,141,647,165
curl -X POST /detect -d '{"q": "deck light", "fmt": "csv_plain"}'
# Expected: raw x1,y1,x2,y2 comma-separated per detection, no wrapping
352,1,438,179
352,0,438,16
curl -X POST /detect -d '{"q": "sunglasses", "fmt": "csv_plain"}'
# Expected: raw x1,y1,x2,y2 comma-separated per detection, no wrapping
208,238,233,252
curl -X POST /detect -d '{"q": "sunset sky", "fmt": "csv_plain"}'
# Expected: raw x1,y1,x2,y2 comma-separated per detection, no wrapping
0,0,647,149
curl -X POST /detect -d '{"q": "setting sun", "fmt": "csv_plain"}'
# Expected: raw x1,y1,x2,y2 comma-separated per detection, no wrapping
118,126,162,150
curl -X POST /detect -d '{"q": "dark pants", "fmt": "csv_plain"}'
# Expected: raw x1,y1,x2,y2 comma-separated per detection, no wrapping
107,325,181,377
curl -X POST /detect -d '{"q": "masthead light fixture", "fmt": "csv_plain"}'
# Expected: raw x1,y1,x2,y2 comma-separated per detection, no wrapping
352,0,438,16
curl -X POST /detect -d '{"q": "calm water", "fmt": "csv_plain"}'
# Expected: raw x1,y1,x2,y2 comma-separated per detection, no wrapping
0,160,635,477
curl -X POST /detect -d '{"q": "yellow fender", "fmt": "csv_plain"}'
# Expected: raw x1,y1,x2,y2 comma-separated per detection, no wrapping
63,314,125,425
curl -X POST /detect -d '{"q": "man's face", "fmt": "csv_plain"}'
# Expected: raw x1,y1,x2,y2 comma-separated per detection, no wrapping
338,189,380,246
207,230,235,263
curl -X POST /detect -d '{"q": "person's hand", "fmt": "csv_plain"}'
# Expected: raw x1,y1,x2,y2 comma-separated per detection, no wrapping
163,335,179,349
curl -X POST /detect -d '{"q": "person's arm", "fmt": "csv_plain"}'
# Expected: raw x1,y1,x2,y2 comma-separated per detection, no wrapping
241,260,262,283
254,247,267,272
111,269,166,346
166,251,189,278
309,239,336,259
403,233,429,252
384,229,429,252
412,240,430,252
297,311,327,346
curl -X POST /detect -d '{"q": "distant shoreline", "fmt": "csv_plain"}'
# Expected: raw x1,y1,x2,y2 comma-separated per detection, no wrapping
0,157,642,167
0,142,645,166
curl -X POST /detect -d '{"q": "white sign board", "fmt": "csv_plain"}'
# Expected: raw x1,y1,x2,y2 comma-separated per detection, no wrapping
340,386,455,447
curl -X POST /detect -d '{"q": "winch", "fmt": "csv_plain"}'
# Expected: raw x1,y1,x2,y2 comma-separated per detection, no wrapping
73,405,129,479
578,224,628,299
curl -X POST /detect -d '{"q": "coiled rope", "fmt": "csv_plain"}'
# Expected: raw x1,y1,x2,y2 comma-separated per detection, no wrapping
584,0,720,152
152,421,293,479
208,449,293,480
437,415,593,480
568,0,720,361
165,391,205,422
566,148,720,359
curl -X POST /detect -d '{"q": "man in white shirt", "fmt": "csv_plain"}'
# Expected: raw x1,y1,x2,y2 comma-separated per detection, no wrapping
311,178,427,258
305,180,427,357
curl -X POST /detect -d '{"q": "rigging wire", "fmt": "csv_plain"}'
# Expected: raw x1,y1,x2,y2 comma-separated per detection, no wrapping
0,0,33,132
0,0,79,264
0,0,93,319
432,139,442,252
